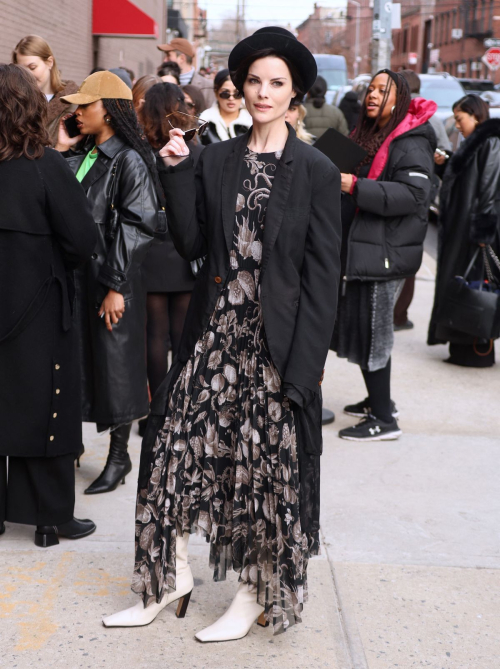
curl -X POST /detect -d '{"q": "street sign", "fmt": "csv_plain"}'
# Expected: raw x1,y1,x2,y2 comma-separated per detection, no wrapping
482,47,500,71
484,38,500,48
408,52,418,65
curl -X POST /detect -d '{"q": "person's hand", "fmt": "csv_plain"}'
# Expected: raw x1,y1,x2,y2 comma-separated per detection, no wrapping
54,115,83,152
340,173,354,193
479,243,486,248
434,151,446,165
159,127,190,167
98,289,125,332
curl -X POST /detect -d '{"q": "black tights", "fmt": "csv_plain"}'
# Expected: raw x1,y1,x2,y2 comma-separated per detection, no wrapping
146,292,191,398
361,358,392,423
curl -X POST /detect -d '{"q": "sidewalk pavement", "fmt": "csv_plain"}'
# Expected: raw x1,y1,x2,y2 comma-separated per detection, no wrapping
1,251,499,668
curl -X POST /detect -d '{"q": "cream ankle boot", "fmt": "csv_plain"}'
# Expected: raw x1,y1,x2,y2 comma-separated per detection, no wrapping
102,533,193,627
195,581,268,642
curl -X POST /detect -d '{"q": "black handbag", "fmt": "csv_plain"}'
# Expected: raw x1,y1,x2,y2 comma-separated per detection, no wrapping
438,246,500,340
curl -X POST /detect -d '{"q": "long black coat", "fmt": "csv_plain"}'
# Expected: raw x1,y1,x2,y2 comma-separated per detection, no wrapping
0,149,96,457
428,118,500,346
346,121,436,281
65,136,158,426
139,126,342,533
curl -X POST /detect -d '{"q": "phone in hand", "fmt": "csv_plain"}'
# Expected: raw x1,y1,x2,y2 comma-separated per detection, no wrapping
63,114,81,138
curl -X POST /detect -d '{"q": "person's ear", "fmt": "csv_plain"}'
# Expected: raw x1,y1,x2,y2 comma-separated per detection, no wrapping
46,55,54,71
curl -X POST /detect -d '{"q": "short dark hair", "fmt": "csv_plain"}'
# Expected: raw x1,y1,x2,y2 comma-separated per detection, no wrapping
453,94,489,124
141,82,188,149
230,48,305,106
399,69,421,95
308,75,327,108
157,61,181,82
0,64,49,161
213,68,231,93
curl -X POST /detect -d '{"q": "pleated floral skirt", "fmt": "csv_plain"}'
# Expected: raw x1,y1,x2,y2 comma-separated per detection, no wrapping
132,149,319,634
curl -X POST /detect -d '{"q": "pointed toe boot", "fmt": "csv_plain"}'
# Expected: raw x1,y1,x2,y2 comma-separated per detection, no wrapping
85,423,133,495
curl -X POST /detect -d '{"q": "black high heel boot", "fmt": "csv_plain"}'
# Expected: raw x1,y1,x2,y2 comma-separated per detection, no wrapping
35,517,96,547
75,443,85,468
84,423,133,495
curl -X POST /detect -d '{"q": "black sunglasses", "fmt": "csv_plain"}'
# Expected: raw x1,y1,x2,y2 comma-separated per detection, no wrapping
166,111,208,142
218,90,243,100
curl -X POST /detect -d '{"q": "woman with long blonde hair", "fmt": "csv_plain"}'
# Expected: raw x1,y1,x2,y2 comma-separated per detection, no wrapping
12,35,78,147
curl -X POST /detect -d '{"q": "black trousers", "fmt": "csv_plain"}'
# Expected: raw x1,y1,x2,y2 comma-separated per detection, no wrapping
0,455,75,526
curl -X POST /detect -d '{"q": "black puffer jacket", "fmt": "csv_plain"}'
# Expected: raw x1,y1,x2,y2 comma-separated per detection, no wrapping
346,107,437,282
65,135,158,426
428,118,500,345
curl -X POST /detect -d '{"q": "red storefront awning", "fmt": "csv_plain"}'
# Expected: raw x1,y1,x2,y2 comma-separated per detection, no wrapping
93,0,159,38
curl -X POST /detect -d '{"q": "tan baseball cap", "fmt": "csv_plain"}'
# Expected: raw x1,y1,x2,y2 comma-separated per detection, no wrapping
157,37,195,58
61,71,133,105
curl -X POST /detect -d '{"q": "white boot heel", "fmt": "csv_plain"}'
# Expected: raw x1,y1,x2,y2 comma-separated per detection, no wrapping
195,581,267,643
102,533,193,628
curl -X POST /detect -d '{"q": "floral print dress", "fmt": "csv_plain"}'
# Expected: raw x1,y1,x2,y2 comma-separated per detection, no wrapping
133,148,319,634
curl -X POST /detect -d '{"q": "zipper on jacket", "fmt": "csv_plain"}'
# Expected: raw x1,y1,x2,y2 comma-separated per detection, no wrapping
384,258,390,269
342,276,347,296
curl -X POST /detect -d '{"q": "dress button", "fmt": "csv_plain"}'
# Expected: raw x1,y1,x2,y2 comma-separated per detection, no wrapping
55,389,61,395
92,253,98,260
53,413,57,418
214,276,222,284
55,364,60,370
49,436,54,442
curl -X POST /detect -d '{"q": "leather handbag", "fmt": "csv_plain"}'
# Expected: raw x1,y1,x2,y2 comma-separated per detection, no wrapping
438,246,500,340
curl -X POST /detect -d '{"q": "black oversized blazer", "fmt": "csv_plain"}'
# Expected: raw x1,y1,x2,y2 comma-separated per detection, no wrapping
140,126,342,533
157,124,342,398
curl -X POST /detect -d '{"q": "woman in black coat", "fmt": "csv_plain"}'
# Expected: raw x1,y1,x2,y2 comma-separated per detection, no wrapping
332,70,436,441
429,95,500,367
0,65,97,546
138,83,200,436
103,28,341,641
56,71,159,494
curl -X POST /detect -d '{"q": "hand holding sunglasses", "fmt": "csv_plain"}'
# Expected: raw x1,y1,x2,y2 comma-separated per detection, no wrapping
166,111,209,142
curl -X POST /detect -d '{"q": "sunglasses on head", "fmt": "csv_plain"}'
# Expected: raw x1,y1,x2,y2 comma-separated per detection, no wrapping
218,90,243,100
166,111,208,142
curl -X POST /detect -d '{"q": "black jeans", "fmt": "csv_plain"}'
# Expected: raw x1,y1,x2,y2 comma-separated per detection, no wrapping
0,454,75,526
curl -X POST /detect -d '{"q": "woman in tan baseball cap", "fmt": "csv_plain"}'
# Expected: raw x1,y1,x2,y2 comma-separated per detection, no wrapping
56,70,161,496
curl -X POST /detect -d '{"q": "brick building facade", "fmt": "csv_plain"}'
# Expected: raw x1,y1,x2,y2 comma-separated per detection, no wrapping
0,0,167,85
296,4,346,55
392,0,500,84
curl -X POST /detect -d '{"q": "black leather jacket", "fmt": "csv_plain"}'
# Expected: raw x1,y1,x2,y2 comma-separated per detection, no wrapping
65,135,158,426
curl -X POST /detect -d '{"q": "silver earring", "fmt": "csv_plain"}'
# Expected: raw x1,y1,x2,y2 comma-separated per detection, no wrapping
105,116,111,124
391,105,396,115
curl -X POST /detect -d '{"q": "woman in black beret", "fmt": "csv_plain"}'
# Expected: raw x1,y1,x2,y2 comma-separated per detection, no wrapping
104,27,342,642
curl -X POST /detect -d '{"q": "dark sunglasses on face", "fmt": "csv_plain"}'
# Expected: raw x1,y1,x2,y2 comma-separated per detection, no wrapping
166,111,208,142
218,90,243,100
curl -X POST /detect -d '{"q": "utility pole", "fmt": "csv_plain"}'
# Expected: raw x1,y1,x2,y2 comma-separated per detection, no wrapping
371,0,393,73
350,0,361,78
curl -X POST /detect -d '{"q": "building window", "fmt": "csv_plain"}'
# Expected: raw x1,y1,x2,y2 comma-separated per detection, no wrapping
403,27,409,53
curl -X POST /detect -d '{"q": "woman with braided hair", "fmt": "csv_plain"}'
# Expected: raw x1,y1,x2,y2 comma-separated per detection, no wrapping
55,71,160,493
332,69,437,441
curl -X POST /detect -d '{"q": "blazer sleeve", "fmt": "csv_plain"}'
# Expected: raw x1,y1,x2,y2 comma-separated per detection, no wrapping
98,151,156,293
38,149,97,269
354,137,434,218
157,153,208,261
284,159,342,394
470,137,500,245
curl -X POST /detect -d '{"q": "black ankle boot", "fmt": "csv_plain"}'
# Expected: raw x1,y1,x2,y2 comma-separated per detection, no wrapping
35,517,96,547
84,423,133,495
75,443,85,468
0,522,5,536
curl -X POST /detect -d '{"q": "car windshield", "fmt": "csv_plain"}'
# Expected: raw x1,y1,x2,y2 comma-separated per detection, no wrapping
419,78,465,108
461,80,494,92
318,68,347,90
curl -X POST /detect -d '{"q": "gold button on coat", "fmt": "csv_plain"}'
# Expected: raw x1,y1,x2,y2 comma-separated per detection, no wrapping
55,389,60,394
49,436,54,442
53,413,57,418
55,364,60,370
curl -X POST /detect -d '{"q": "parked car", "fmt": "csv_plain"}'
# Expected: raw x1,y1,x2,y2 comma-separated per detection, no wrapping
313,54,349,105
457,78,495,94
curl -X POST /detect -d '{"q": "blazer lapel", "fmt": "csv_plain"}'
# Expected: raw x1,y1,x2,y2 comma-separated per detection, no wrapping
221,134,248,253
261,127,296,275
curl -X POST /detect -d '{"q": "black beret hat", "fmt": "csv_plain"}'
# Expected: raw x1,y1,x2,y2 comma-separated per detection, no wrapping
228,26,318,93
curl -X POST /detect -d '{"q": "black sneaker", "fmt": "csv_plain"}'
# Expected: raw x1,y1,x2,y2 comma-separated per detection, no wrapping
343,398,399,419
338,415,402,441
